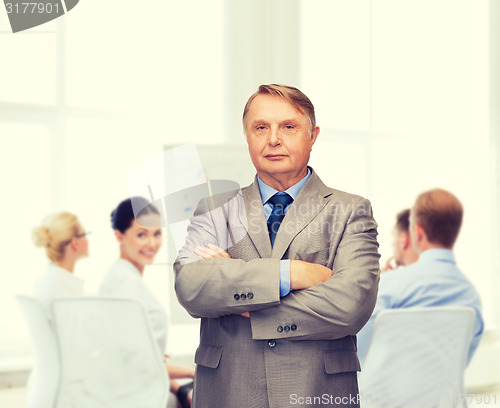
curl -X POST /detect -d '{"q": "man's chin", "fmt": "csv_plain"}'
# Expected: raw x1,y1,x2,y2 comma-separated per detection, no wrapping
260,161,292,172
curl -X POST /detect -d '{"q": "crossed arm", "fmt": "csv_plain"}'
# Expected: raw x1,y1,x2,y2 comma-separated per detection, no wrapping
195,244,332,291
194,243,332,318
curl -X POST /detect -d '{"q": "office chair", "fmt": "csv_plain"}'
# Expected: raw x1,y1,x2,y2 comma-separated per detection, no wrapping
15,295,60,408
52,297,170,408
358,307,475,408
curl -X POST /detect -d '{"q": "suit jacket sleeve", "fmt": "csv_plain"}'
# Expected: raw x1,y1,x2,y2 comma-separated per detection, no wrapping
249,198,380,341
174,197,281,318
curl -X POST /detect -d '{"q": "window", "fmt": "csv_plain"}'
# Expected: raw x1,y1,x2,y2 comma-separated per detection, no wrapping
0,124,51,358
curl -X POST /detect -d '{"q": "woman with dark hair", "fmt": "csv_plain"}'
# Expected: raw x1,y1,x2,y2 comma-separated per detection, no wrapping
99,197,193,407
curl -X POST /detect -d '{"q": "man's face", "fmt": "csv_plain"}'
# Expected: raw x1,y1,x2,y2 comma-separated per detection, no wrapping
392,225,416,266
244,94,319,187
391,227,405,266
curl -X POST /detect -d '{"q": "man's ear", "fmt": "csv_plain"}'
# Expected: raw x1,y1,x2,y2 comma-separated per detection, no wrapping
310,126,320,149
402,232,411,249
414,223,425,243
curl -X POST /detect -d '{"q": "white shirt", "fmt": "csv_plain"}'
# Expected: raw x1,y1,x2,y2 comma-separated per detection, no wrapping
99,259,167,356
33,263,85,316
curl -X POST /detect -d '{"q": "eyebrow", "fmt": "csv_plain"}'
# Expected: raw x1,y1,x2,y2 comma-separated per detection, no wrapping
250,118,300,126
136,227,161,232
250,119,268,125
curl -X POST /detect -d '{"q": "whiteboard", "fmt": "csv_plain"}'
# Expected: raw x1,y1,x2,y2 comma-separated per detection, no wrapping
163,144,256,326
164,143,255,189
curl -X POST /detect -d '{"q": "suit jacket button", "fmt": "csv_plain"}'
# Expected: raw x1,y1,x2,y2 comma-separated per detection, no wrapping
268,340,276,348
291,324,297,331
234,294,240,300
240,293,247,300
284,325,290,332
247,292,254,299
277,326,283,333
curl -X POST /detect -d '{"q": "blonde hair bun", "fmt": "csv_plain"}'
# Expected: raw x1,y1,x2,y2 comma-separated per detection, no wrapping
33,212,80,262
32,226,51,247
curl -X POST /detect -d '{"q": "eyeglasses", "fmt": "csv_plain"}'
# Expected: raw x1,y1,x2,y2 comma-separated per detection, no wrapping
64,231,92,245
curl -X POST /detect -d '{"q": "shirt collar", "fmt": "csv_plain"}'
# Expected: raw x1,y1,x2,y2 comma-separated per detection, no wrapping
115,258,142,276
47,263,85,285
418,248,456,264
257,167,312,205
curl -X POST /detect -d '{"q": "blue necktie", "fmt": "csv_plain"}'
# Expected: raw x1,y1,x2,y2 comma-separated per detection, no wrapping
267,193,293,246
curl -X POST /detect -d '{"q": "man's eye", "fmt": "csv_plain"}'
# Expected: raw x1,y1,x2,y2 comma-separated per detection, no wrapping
284,125,294,130
138,233,145,238
155,231,162,237
256,126,266,131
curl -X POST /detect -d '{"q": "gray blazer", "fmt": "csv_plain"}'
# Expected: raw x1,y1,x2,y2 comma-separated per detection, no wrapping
174,169,380,408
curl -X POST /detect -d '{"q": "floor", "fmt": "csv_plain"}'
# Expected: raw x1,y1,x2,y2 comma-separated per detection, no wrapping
0,387,27,408
0,386,182,408
0,354,194,407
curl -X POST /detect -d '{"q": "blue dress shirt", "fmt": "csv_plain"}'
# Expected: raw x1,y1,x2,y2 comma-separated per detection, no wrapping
356,248,484,365
257,167,312,297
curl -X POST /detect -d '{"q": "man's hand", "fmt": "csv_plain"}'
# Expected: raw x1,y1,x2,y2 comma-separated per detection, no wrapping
380,256,395,273
290,260,332,290
194,244,231,259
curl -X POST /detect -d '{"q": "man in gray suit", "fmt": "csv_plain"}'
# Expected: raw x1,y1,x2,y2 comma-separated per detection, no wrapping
174,84,380,407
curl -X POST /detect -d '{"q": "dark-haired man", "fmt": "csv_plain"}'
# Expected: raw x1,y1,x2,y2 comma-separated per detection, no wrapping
381,209,419,272
357,188,483,364
174,84,380,407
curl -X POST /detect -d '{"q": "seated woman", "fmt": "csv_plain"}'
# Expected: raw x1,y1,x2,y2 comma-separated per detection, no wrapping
32,212,89,314
100,197,194,408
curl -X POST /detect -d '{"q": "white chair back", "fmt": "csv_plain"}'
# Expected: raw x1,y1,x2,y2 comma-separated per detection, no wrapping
52,297,169,408
358,306,475,408
15,295,60,408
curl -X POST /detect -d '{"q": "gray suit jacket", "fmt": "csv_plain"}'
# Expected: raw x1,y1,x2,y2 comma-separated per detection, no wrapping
174,169,380,408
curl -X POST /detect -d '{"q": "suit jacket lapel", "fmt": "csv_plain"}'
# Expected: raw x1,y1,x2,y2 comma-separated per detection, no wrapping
241,177,272,258
271,171,333,259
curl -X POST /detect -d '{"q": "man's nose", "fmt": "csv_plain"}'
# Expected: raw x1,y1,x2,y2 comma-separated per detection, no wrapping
267,128,281,146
